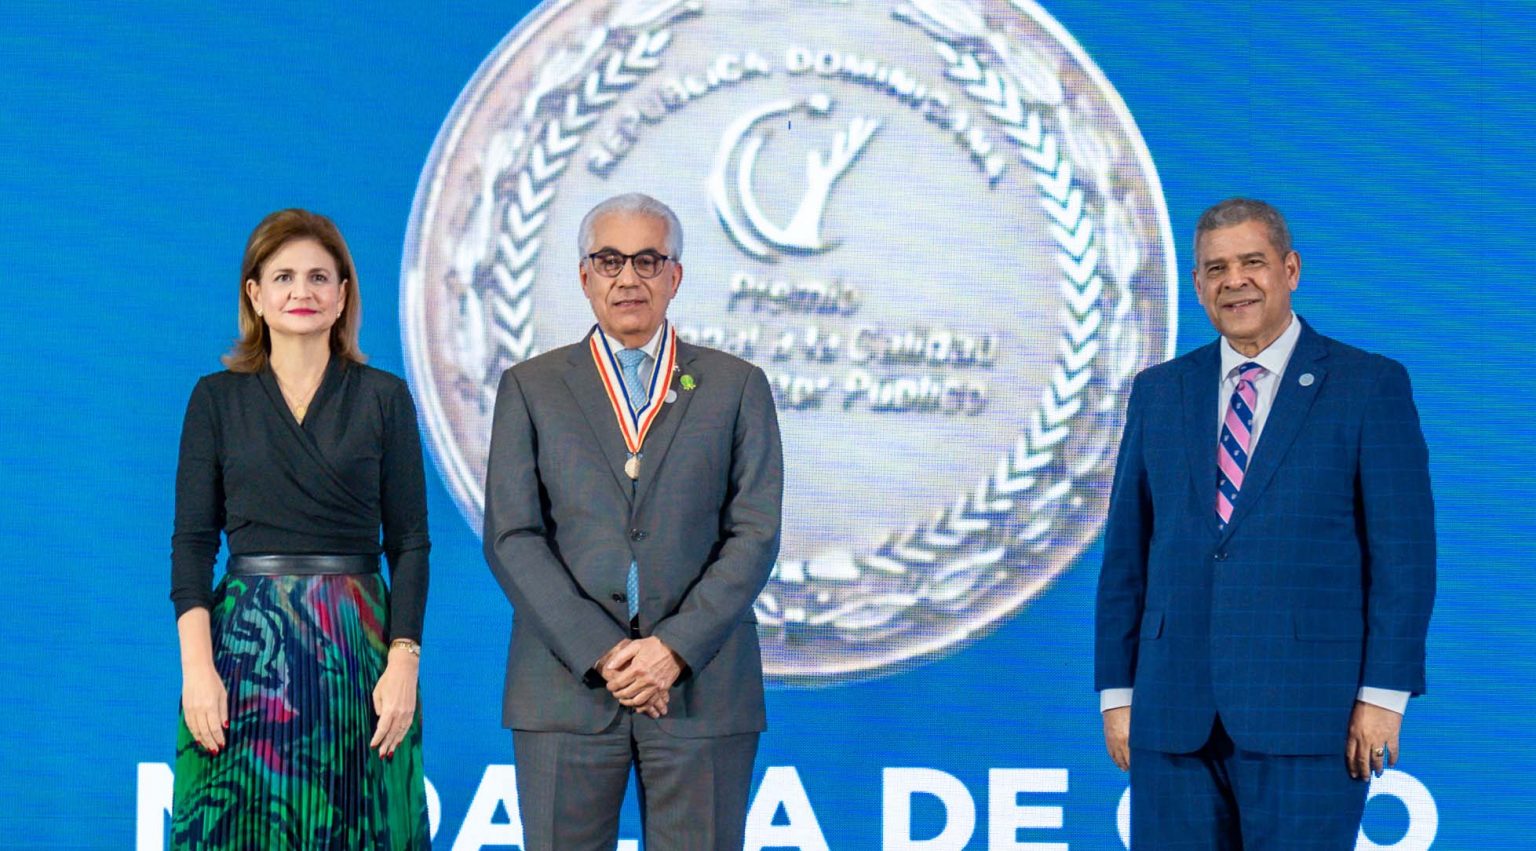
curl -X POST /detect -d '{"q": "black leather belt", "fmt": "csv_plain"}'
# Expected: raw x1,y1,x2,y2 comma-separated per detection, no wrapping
227,554,379,576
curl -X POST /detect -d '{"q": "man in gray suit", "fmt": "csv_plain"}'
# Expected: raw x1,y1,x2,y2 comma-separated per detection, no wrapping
483,192,784,850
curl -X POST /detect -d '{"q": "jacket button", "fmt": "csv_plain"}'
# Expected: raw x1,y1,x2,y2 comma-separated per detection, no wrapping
1213,550,1228,562
630,529,648,541
611,592,627,603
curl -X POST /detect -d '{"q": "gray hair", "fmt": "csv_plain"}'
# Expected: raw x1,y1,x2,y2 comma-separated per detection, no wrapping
577,192,684,262
1193,197,1293,265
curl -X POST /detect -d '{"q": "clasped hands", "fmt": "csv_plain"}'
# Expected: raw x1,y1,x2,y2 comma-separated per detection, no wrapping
597,636,683,718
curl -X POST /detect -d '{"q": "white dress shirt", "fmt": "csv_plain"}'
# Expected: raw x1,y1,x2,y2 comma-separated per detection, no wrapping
1101,314,1409,715
1215,311,1303,449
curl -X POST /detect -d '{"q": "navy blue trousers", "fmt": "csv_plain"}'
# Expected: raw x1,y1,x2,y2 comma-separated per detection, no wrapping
1130,718,1369,850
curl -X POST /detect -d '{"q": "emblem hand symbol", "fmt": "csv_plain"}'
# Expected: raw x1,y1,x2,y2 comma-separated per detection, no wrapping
714,98,881,257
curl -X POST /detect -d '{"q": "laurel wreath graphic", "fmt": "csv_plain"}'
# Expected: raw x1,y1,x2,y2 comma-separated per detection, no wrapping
471,21,684,376
445,0,1150,679
751,5,1144,672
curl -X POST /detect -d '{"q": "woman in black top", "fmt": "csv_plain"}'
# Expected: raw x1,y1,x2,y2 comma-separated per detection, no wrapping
170,209,430,849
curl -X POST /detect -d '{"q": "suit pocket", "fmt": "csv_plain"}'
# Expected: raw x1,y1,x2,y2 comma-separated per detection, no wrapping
1293,609,1363,641
1139,610,1164,640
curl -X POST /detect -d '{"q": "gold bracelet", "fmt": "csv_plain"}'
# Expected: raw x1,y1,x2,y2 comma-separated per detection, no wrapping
390,638,421,657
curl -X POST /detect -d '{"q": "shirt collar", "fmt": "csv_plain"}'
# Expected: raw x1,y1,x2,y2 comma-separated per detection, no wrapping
600,323,666,360
1220,312,1300,380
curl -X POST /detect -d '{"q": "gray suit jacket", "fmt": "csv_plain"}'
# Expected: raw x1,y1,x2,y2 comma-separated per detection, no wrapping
483,330,783,737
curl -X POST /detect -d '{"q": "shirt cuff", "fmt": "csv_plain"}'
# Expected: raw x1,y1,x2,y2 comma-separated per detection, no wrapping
1357,687,1410,715
1100,688,1133,713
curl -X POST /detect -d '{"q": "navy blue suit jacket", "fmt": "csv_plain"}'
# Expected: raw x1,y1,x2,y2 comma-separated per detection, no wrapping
1094,319,1435,755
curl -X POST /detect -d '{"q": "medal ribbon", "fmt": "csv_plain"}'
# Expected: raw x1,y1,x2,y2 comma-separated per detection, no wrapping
589,322,677,456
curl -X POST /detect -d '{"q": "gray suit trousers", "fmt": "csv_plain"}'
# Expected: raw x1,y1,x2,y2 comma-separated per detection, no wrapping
514,715,759,851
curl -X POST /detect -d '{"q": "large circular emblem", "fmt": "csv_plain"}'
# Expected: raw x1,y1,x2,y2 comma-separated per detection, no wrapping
402,0,1177,685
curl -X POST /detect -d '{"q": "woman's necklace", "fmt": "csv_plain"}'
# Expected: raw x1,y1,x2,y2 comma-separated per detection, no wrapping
274,370,324,424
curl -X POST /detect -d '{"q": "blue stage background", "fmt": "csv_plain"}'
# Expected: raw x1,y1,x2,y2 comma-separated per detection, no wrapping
2,2,1532,848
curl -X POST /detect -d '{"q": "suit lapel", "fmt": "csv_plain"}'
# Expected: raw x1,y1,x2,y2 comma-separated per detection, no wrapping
1219,321,1329,540
633,342,699,512
561,331,637,500
1182,342,1223,537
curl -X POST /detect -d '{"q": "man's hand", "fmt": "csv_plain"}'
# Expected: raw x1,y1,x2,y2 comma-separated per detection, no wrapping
604,636,684,714
594,638,632,674
591,638,665,717
1103,707,1131,771
635,690,670,719
1347,700,1402,780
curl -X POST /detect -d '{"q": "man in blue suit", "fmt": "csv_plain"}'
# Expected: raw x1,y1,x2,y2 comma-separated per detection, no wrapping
1095,198,1435,848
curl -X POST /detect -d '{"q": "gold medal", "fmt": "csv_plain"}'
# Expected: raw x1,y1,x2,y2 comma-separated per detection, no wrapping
625,455,641,480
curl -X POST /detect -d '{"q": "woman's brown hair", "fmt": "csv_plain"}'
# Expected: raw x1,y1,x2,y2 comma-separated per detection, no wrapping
223,209,367,372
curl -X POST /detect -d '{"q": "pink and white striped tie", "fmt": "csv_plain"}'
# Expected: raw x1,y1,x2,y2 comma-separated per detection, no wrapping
1216,362,1265,526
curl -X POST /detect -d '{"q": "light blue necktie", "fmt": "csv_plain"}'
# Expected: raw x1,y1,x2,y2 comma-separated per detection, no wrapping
616,348,651,411
615,348,649,620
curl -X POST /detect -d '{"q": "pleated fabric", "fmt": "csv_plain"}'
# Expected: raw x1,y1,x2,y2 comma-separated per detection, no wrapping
171,573,428,850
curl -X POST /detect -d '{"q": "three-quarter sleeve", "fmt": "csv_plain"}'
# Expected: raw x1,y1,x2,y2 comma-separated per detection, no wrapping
170,378,225,618
380,378,431,643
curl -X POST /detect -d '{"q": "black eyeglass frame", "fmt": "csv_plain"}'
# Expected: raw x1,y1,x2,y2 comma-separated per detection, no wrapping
584,250,673,279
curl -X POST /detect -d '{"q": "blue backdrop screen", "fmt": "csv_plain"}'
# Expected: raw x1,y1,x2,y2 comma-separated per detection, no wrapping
2,2,1531,848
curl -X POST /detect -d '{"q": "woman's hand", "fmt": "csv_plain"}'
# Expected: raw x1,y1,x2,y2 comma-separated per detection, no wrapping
177,607,227,753
370,643,420,759
181,663,228,753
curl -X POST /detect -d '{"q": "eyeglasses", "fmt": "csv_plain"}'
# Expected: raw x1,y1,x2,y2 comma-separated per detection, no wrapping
585,250,671,279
